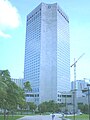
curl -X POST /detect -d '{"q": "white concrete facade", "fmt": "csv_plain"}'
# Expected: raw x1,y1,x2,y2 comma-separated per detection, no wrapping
11,78,23,88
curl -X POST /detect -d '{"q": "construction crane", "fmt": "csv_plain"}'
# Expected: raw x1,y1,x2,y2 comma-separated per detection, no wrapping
71,53,85,90
71,53,85,119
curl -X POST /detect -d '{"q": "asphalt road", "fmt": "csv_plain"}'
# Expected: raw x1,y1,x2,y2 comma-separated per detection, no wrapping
17,115,63,120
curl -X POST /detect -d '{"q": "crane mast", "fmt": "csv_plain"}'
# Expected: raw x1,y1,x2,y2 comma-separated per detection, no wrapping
71,53,85,90
71,53,85,118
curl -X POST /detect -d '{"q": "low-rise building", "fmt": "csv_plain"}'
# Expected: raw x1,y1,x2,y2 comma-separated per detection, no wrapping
11,78,23,88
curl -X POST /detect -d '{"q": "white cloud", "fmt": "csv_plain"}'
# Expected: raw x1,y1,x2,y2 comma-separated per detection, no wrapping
0,0,20,28
0,30,11,38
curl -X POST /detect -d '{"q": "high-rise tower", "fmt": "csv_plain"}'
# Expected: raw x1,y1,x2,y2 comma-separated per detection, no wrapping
24,3,70,104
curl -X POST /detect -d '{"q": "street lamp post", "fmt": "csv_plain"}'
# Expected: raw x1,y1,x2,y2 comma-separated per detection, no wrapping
72,90,75,120
82,84,90,120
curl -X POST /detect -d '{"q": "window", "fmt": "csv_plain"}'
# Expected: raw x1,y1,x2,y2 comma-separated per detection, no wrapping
48,5,51,9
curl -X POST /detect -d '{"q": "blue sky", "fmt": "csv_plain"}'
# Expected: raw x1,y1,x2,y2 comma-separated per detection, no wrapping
0,0,90,81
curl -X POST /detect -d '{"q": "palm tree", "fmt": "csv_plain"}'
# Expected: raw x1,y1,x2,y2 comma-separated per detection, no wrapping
0,70,8,108
0,70,11,120
0,70,25,120
23,81,32,92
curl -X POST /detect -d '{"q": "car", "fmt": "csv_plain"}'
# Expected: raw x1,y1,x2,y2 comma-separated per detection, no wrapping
52,113,63,117
77,112,82,115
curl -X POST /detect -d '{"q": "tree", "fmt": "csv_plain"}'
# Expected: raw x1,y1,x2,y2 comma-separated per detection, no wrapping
0,75,7,109
38,100,61,113
23,81,32,92
7,80,25,110
19,100,27,115
0,70,25,120
0,70,9,99
0,70,11,120
27,102,37,113
38,102,47,113
0,77,7,95
78,103,88,113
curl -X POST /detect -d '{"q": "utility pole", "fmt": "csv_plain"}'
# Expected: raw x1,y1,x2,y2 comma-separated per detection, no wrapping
71,53,85,120
82,84,90,120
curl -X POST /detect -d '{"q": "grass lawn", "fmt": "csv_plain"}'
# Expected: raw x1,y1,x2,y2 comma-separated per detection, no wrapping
65,114,89,120
0,115,24,120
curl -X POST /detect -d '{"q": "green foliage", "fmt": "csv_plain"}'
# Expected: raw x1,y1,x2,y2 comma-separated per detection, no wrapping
23,81,32,92
0,70,9,101
66,114,88,120
78,103,88,114
0,115,24,120
38,100,61,113
27,102,37,112
0,70,25,120
19,100,27,110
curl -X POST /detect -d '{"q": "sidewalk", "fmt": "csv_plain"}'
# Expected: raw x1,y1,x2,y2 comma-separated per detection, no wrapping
17,115,63,120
